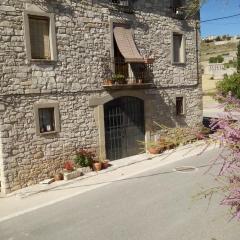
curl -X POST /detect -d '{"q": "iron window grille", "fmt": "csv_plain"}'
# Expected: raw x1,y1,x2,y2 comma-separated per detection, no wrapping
110,0,134,13
170,0,186,19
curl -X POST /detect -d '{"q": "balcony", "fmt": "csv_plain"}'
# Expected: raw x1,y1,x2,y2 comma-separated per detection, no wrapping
171,6,186,20
110,0,134,14
103,58,154,90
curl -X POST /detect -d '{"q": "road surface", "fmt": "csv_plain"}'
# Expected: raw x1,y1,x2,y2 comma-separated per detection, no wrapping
0,149,239,240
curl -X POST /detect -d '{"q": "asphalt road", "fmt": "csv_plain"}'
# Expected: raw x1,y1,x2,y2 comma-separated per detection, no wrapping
0,149,239,240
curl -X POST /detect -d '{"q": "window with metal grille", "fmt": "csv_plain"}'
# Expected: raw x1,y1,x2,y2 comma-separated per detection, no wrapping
172,33,185,63
111,0,129,6
176,97,184,115
38,108,55,133
29,15,50,59
172,0,183,9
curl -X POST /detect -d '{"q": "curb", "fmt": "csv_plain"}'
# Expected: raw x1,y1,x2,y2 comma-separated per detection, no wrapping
4,141,216,199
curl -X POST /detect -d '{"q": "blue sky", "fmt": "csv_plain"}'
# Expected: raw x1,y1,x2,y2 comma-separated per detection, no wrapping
200,0,240,37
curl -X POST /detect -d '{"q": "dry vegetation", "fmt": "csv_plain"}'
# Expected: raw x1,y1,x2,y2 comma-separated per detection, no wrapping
201,41,238,62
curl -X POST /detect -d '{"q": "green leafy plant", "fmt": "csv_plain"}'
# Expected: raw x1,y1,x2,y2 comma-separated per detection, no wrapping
112,74,125,83
209,55,224,63
74,148,95,167
216,73,240,99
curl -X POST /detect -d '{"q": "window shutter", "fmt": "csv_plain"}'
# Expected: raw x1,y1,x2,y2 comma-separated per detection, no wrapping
29,16,50,59
173,34,183,63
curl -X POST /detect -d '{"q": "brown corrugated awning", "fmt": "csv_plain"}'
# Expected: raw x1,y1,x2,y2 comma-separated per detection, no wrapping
113,25,144,63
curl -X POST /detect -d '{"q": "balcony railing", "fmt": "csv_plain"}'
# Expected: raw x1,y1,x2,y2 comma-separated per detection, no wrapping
110,0,134,14
171,6,186,19
103,58,154,89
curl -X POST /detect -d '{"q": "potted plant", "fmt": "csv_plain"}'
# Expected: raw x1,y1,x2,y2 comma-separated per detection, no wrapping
92,160,102,171
103,79,114,85
74,148,95,168
147,142,161,154
63,160,83,180
101,159,110,169
54,172,63,181
64,161,75,172
112,74,126,84
143,58,154,64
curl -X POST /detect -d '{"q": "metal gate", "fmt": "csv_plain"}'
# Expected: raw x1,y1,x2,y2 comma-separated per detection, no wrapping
104,96,145,160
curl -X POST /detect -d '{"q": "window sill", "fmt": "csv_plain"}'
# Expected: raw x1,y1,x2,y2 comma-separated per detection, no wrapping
38,130,59,136
172,62,186,66
29,59,57,64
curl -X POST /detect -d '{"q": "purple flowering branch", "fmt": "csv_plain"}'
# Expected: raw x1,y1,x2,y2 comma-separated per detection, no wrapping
210,95,240,220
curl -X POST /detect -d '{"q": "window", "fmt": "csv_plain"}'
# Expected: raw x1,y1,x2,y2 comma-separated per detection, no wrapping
34,102,60,135
111,0,129,6
172,33,185,64
29,16,50,60
176,97,185,115
24,11,57,61
39,108,55,133
172,0,183,10
110,0,133,13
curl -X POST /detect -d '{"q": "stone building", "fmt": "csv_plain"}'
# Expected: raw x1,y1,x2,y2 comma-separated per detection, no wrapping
0,0,202,194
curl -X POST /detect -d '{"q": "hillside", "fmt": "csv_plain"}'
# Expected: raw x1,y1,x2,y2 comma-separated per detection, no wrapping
201,41,238,62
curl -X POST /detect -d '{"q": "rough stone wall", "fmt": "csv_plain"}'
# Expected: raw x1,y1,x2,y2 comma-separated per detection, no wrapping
0,0,202,193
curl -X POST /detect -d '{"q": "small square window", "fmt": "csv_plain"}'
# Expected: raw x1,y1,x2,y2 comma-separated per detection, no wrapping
29,15,50,60
176,97,184,115
172,33,185,64
34,102,60,136
39,108,55,133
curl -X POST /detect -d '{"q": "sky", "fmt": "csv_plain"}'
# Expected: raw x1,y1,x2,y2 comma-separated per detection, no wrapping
200,0,240,37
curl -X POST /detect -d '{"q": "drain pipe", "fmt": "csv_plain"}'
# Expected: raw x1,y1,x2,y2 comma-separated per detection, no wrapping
195,19,200,86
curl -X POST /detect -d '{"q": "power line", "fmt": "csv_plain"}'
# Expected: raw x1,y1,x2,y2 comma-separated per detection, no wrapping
201,13,240,23
203,22,240,25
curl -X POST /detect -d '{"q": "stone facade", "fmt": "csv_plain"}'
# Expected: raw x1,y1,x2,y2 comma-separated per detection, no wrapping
0,0,202,194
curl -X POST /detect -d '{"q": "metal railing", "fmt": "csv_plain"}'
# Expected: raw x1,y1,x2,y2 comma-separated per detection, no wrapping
103,58,154,85
170,6,186,19
110,0,134,13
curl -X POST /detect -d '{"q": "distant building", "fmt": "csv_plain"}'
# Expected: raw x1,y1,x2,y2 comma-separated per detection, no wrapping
204,63,236,79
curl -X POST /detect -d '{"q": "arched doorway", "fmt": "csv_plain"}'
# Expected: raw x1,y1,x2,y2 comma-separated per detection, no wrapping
104,96,145,160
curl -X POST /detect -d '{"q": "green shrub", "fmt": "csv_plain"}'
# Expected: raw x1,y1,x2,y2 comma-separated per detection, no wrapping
216,73,240,99
74,148,95,167
209,55,224,63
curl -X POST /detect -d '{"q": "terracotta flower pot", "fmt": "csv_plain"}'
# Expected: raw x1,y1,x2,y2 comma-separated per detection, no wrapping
54,173,63,181
144,58,154,64
102,160,110,169
104,80,113,85
92,162,102,171
148,147,160,154
195,132,204,140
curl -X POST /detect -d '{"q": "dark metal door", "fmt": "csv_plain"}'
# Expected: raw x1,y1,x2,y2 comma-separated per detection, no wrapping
104,96,145,160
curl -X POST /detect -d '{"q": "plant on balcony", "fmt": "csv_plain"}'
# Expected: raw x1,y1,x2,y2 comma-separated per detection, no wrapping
143,58,154,64
103,79,114,85
112,74,126,84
